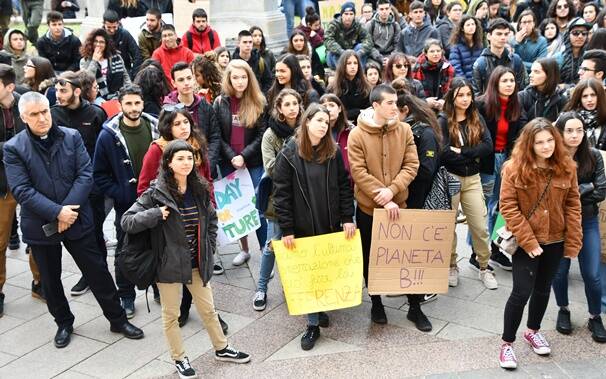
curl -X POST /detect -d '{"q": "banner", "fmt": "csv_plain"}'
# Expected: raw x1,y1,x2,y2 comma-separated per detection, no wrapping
368,209,456,295
318,0,365,27
274,231,363,316
213,168,261,246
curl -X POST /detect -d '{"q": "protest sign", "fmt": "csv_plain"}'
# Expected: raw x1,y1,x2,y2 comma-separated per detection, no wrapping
318,0,364,27
368,209,456,295
274,231,363,316
213,168,260,246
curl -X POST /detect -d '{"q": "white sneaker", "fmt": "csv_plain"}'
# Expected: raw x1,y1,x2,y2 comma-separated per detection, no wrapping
449,266,459,287
499,343,517,369
232,251,251,266
480,269,498,290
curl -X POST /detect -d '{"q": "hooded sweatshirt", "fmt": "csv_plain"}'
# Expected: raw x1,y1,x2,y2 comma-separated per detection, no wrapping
180,24,221,54
347,108,419,215
366,12,401,61
151,42,195,87
2,29,30,84
398,18,440,57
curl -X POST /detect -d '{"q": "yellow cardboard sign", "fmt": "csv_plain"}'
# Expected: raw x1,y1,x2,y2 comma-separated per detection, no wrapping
274,231,363,316
318,0,365,26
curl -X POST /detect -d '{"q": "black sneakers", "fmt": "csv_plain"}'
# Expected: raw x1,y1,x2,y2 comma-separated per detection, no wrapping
589,316,606,343
556,308,572,335
318,312,330,328
213,263,225,275
253,291,267,311
31,280,45,302
469,253,495,272
215,345,251,363
490,244,513,271
178,310,189,327
70,276,89,296
0,292,4,317
175,356,196,379
407,307,432,332
8,233,19,250
301,325,321,350
420,294,438,305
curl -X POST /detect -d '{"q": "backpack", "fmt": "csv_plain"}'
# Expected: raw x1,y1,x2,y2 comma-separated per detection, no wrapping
116,226,163,292
186,29,216,51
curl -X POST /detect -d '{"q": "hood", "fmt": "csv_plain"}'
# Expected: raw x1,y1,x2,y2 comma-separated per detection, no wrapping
140,19,165,34
102,112,160,157
435,17,452,28
44,27,73,43
3,29,27,57
163,90,202,108
187,24,214,38
372,12,395,25
160,41,186,53
410,17,432,30
232,47,260,64
356,108,399,134
479,47,513,61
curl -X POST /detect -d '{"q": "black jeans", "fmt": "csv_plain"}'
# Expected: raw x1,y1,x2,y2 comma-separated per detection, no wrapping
30,233,127,328
113,206,136,300
355,207,422,308
502,242,564,342
90,193,108,260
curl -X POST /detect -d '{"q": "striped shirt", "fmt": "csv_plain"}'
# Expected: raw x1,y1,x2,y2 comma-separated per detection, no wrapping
179,189,200,268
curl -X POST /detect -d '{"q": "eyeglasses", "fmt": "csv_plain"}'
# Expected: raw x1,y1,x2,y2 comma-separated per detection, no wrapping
162,103,186,112
394,63,409,69
54,78,81,88
571,30,588,37
579,66,596,72
557,4,569,9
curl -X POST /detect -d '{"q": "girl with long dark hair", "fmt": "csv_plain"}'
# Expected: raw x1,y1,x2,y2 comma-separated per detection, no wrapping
283,29,325,81
133,60,170,117
383,52,425,98
267,53,318,108
449,15,485,82
439,78,497,290
192,51,223,104
552,111,606,342
327,50,371,123
564,78,606,150
411,39,454,112
498,119,581,370
273,103,355,351
250,26,276,78
518,57,567,122
319,93,354,180
121,140,250,379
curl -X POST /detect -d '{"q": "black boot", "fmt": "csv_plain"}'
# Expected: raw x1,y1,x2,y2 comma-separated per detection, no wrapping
589,316,606,343
370,296,387,324
556,308,572,335
407,306,432,332
300,325,320,350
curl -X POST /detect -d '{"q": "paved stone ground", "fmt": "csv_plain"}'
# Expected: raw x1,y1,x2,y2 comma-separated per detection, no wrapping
1,210,606,378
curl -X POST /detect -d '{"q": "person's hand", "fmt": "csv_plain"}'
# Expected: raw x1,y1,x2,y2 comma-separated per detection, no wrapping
515,28,527,43
57,205,79,224
373,187,394,206
435,99,445,110
231,155,245,169
310,30,316,38
343,223,356,239
450,146,461,154
384,201,400,221
282,235,295,250
58,220,71,233
159,206,170,220
92,46,103,62
527,245,543,258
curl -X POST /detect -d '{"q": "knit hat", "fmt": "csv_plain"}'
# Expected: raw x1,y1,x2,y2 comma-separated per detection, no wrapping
341,2,356,14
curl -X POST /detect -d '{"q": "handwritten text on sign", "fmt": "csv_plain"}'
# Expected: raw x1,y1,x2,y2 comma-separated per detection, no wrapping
274,231,363,316
213,168,260,246
368,209,456,295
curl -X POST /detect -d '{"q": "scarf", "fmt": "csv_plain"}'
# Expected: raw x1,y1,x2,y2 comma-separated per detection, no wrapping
411,54,454,99
269,116,296,139
579,109,600,147
154,136,204,167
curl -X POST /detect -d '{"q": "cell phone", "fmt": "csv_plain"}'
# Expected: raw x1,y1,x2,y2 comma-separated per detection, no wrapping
42,221,59,237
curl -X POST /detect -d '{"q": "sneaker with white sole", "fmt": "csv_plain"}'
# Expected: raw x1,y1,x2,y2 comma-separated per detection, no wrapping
213,263,224,275
252,291,266,311
449,266,459,287
175,356,196,379
232,251,251,266
215,345,251,363
499,343,517,369
524,330,551,355
421,293,438,304
479,269,498,290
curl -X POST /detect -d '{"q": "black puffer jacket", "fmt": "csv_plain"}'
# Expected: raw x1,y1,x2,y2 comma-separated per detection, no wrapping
578,148,606,218
518,85,568,123
407,120,440,209
212,95,266,168
121,177,217,285
272,139,354,238
0,92,24,196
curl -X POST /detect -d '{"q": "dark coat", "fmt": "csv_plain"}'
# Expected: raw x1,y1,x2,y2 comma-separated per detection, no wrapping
518,85,567,122
578,149,606,218
3,125,94,245
212,95,266,169
472,48,527,97
448,40,483,82
0,92,24,196
232,48,273,93
272,139,354,238
330,78,370,123
121,177,216,285
36,28,81,72
476,99,527,174
109,27,142,78
407,121,440,209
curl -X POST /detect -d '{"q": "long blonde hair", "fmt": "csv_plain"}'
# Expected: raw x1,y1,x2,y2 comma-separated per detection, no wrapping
221,60,266,127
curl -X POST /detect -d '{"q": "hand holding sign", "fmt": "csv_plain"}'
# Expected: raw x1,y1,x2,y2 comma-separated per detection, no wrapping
282,235,296,250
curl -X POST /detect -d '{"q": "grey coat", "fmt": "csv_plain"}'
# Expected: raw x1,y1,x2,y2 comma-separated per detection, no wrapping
120,178,217,285
366,13,401,62
397,19,440,57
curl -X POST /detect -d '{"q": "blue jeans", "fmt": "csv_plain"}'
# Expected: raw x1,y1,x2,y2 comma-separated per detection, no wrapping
467,152,506,248
257,220,281,293
282,0,310,38
553,216,603,316
219,163,267,249
307,312,322,326
326,43,368,70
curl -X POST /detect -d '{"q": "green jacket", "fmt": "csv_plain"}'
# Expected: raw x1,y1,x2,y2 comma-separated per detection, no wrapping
138,27,162,61
324,17,373,56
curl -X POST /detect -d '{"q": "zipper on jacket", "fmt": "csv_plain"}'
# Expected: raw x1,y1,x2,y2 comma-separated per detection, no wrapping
283,152,316,235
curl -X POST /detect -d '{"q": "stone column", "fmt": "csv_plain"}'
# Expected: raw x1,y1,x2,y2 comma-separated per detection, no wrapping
79,0,109,41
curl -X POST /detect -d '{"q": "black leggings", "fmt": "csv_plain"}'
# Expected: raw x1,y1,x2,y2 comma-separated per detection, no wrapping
356,207,422,308
502,242,563,342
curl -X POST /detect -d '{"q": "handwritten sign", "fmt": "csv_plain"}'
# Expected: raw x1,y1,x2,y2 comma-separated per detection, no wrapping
213,168,260,246
274,231,363,315
368,209,456,295
318,0,365,27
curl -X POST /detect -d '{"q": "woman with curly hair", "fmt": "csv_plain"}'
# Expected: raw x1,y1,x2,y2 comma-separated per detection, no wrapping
192,51,223,104
80,28,130,100
133,59,170,117
547,0,575,32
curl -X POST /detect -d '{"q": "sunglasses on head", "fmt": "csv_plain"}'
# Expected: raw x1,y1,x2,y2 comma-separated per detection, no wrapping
162,103,186,112
54,78,81,88
571,30,588,37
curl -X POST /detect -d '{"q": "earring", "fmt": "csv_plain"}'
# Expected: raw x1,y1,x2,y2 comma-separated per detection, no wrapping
278,113,285,122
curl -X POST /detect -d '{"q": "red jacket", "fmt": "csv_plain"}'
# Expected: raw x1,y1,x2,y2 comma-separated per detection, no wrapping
180,25,221,54
151,43,195,87
137,142,216,206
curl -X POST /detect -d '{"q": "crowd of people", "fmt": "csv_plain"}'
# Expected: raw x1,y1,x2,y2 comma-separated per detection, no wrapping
1,0,606,377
